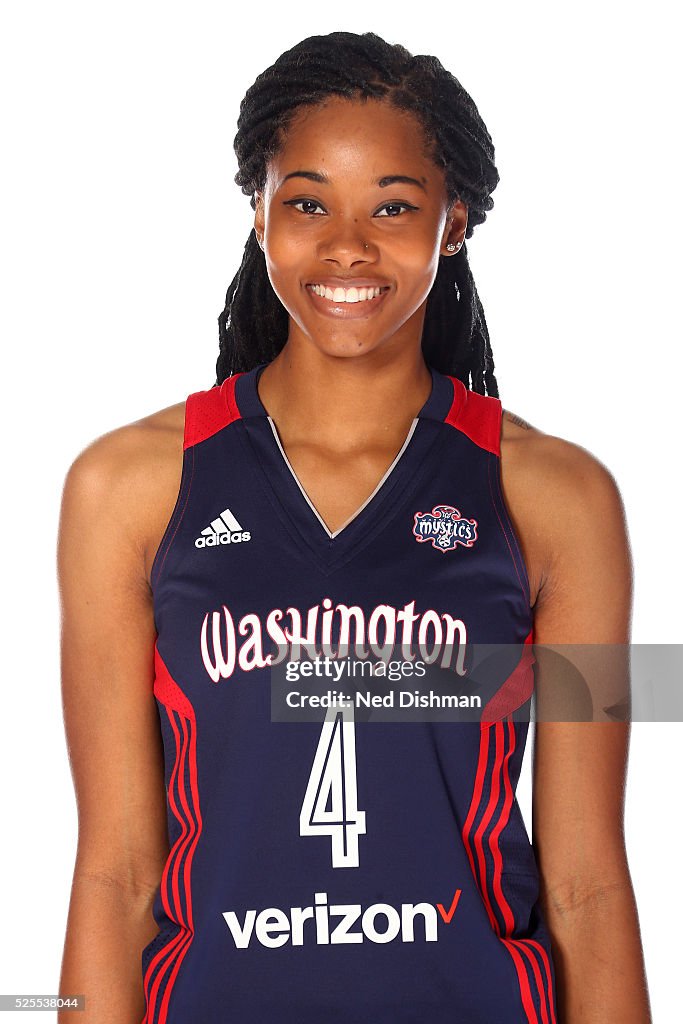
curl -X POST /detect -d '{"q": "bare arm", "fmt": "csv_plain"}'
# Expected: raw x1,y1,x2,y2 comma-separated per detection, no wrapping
57,425,173,1023
527,438,651,1022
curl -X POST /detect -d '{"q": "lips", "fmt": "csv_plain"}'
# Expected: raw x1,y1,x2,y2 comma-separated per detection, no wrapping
305,281,390,318
307,283,389,304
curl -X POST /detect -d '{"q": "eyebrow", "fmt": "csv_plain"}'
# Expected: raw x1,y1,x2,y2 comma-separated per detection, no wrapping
279,170,428,193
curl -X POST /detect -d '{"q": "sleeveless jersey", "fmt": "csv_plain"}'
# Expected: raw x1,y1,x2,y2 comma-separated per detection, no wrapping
141,361,558,1024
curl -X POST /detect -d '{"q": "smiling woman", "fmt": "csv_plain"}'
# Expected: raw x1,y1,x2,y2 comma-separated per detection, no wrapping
220,34,499,393
57,29,651,1024
250,95,467,341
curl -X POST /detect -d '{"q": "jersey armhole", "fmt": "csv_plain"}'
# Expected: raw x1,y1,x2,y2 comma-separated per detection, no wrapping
487,403,533,611
149,396,196,594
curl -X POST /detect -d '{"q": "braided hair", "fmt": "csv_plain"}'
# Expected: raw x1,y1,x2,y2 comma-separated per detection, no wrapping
216,31,500,397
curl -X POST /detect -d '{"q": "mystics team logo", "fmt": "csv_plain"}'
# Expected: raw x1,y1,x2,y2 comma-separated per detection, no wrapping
412,504,478,552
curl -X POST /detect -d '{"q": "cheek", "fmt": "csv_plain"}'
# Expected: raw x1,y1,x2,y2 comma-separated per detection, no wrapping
390,221,442,266
264,265,299,318
395,241,441,302
265,232,298,270
263,237,307,306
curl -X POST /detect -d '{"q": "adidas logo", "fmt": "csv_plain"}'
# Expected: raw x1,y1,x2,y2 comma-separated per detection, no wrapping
195,507,251,548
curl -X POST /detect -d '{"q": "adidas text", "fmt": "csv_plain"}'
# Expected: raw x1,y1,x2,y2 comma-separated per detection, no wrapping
195,531,251,548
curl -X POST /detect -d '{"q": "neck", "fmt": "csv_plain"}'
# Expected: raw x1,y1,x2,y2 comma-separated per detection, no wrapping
256,341,433,454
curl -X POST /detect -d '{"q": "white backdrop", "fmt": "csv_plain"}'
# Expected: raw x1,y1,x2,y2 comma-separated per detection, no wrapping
1,1,680,1020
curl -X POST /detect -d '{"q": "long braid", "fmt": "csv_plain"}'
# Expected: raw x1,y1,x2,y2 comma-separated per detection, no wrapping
215,32,500,395
217,232,287,379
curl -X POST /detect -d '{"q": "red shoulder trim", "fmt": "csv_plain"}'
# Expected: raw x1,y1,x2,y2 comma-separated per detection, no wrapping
445,376,502,456
153,641,196,720
183,373,244,450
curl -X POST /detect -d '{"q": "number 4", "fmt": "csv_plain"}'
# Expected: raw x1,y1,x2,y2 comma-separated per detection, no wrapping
299,702,367,868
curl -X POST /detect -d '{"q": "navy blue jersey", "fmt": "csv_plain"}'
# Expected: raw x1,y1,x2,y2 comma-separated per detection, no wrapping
141,362,558,1023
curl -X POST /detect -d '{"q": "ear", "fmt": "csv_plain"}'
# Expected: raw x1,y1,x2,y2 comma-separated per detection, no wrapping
441,200,468,256
253,191,265,250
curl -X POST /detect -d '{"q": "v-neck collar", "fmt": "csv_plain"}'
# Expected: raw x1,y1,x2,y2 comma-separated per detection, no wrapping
233,361,456,572
266,412,421,540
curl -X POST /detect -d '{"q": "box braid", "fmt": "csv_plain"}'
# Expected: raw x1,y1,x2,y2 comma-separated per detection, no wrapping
216,31,500,397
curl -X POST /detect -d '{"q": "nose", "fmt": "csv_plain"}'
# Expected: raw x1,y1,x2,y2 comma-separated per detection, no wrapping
317,219,377,266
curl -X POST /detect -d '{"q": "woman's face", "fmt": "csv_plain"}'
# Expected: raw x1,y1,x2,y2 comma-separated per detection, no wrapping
254,95,467,361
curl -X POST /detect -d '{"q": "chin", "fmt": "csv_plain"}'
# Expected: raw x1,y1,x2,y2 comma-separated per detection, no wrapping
308,335,384,360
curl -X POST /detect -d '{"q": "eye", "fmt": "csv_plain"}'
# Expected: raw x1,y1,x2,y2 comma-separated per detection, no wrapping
375,202,418,218
284,198,326,216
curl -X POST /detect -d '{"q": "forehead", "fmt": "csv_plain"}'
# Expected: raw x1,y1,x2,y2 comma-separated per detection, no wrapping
267,95,436,183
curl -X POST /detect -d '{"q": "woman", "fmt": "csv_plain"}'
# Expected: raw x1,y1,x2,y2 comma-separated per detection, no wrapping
58,31,651,1024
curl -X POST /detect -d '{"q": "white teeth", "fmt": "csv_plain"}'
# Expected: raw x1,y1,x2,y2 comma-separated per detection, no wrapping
310,284,384,303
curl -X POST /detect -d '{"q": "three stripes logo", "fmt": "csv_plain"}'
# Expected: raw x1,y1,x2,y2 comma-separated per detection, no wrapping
195,507,251,549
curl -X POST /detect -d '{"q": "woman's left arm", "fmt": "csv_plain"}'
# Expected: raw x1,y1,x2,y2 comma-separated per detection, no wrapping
528,438,652,1023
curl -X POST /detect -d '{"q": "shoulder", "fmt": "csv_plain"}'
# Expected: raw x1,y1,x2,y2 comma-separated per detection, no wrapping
498,406,628,609
63,399,186,499
500,405,624,507
60,400,187,586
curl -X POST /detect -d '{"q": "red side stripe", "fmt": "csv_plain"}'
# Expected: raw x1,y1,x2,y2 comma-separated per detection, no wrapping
471,720,507,926
526,940,558,1024
160,708,204,1021
462,717,556,1023
516,943,552,1024
502,940,540,1023
491,722,556,1024
461,724,493,921
165,716,193,928
481,630,536,723
488,719,517,936
445,375,501,454
153,643,196,719
141,928,186,1024
142,649,203,1024
142,710,191,1023
183,372,244,450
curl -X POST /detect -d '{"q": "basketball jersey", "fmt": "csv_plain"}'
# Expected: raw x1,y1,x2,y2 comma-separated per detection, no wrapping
141,361,558,1024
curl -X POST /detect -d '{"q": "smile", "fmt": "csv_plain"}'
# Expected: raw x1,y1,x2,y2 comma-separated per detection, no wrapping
305,282,391,319
307,283,390,304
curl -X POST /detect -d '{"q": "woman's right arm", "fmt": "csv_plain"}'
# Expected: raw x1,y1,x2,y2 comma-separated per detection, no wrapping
57,425,172,1024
